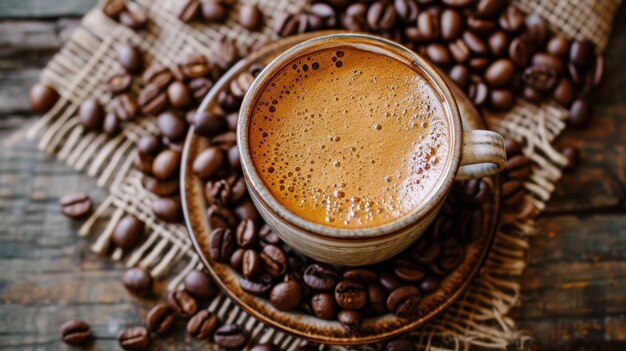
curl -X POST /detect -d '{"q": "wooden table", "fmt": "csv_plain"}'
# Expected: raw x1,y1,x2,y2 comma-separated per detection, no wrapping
1,2,625,350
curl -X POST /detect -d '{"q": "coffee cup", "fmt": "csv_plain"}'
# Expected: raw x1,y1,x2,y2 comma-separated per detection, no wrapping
237,33,506,266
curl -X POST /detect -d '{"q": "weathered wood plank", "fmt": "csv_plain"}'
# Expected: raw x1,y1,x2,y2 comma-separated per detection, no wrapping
0,0,97,19
0,19,80,53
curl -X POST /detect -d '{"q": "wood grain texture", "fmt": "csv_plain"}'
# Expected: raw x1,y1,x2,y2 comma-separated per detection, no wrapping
0,3,625,351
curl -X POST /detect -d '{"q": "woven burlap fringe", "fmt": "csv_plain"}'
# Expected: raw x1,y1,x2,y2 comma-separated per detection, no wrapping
26,0,620,350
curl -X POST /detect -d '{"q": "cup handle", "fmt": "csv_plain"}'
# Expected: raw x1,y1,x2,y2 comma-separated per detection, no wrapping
457,130,507,180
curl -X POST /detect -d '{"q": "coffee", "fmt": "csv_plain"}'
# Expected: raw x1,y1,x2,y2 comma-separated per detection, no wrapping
249,46,451,228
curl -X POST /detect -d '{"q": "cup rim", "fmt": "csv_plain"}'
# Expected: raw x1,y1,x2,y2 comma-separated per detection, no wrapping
237,33,463,238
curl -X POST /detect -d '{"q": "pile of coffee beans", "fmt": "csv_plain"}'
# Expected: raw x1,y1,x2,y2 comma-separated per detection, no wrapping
273,0,604,128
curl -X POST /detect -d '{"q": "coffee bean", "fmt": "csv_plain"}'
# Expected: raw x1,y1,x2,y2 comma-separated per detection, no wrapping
502,180,525,206
270,280,303,311
259,223,280,246
202,1,228,22
240,272,273,295
59,192,92,219
143,64,174,89
438,238,466,272
235,218,257,248
209,227,234,262
552,78,576,107
30,83,59,114
311,292,337,320
134,152,154,175
522,65,558,92
117,44,143,73
113,93,138,121
227,145,241,171
568,98,592,129
379,272,401,291
417,12,439,40
60,320,91,345
274,13,299,37
190,112,226,138
193,147,225,180
426,43,452,66
146,303,176,334
459,207,484,243
119,8,148,29
79,99,104,132
504,138,522,156
475,0,506,18
122,267,153,296
137,135,162,156
509,37,530,67
592,56,605,89
143,177,178,197
338,310,362,332
230,247,245,272
229,71,255,99
468,57,490,72
342,3,368,32
419,276,440,293
242,249,261,277
393,259,426,282
179,55,215,80
532,52,564,73
187,310,219,339
484,59,515,87
498,5,524,32
239,4,263,31
112,215,144,250
488,31,509,57
545,35,570,58
260,244,287,277
466,16,497,35
367,283,387,315
448,65,470,89
387,285,421,317
303,263,338,290
156,111,185,141
211,131,237,148
386,338,415,351
468,80,488,106
178,0,201,22
208,204,237,229
462,31,488,55
118,326,150,351
234,198,261,222
214,323,247,349
505,154,531,180
489,89,515,111
570,39,595,69
189,77,214,101
204,179,231,206
183,270,216,300
102,0,126,19
217,90,240,112
442,0,473,7
138,84,168,115
168,290,198,317
393,0,417,23
522,85,542,103
251,344,279,351
106,70,132,94
561,146,580,173
334,280,366,310
523,14,548,50
103,112,122,136
461,178,491,204
152,197,182,223
367,1,397,32
167,81,192,109
152,149,181,180
342,268,377,283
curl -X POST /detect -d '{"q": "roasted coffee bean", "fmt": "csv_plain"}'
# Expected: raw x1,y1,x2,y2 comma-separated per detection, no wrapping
230,72,255,99
442,0,473,7
167,81,192,109
157,111,186,141
489,89,515,111
178,0,200,22
270,280,303,311
522,65,558,92
146,303,176,334
211,131,237,148
546,35,570,58
208,204,237,228
488,31,509,57
475,0,506,18
103,112,122,136
367,1,396,32
236,218,258,247
504,138,523,156
260,244,287,277
522,85,542,103
259,224,280,246
202,1,228,22
416,242,442,265
462,178,491,204
189,77,214,101
462,31,488,55
152,197,182,223
484,59,515,87
240,272,273,295
532,52,564,73
209,227,234,262
379,272,402,291
118,326,150,351
112,215,144,250
133,152,154,175
440,8,463,41
303,263,338,290
393,0,417,23
419,276,440,293
106,70,132,94
502,180,525,206
311,292,337,320
342,268,377,283
448,40,470,64
59,192,92,219
242,249,260,277
393,259,426,282
367,283,387,315
102,0,126,19
592,56,605,88
60,320,91,345
509,37,530,67
30,83,59,114
570,39,595,69
192,111,226,138
117,44,143,73
251,344,279,351
338,310,362,333
122,267,153,296
466,16,497,34
552,78,576,107
417,12,439,40
138,84,168,115
274,13,298,37
448,65,470,89
387,285,421,317
386,338,415,351
214,324,247,349
468,80,488,106
183,270,215,300
498,5,524,32
426,43,452,66
468,57,490,72
568,98,592,129
179,55,215,80
137,135,161,156
119,8,148,29
152,149,181,180
204,179,231,206
505,154,531,180
143,64,174,89
561,146,580,173
113,93,138,121
227,145,241,171
523,14,548,50
79,99,104,132
438,238,466,272
234,198,260,222
193,147,225,180
230,247,245,272
239,4,263,31
459,207,484,243
217,90,240,112
187,310,219,339
334,280,366,310
143,176,178,197
168,290,198,317
342,3,368,32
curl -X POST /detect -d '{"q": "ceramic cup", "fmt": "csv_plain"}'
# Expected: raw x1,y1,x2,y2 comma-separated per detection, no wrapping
237,33,506,266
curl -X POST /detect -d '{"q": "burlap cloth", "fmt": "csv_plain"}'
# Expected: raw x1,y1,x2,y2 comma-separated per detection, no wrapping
26,0,621,349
